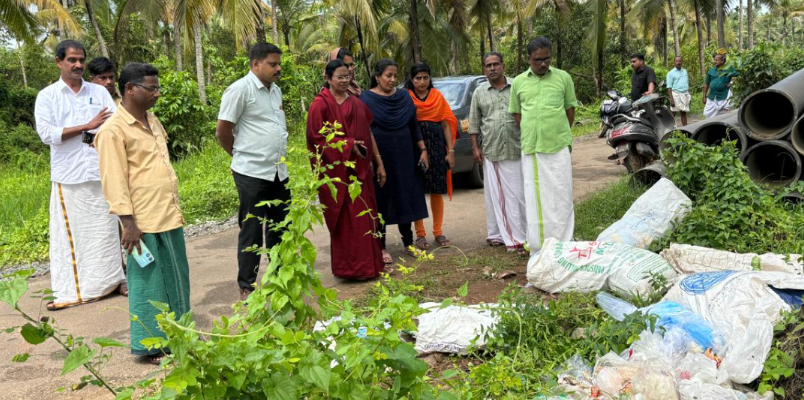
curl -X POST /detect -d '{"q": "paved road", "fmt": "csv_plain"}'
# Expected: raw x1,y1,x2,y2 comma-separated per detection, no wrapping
0,135,625,399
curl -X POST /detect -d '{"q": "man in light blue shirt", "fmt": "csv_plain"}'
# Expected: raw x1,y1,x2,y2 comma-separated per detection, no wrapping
666,56,691,126
216,42,290,300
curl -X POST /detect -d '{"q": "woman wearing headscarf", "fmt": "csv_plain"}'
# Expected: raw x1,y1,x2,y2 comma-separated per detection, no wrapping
405,62,458,249
306,59,386,279
328,47,362,96
360,59,429,263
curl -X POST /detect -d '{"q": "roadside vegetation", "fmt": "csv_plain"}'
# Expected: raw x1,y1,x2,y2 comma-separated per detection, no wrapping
3,0,804,397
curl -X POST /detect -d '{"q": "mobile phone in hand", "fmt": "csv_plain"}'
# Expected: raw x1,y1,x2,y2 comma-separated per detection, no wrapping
419,161,427,173
356,143,368,157
82,131,96,145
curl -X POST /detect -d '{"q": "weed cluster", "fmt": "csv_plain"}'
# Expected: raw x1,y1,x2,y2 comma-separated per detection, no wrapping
658,135,804,255
443,289,653,398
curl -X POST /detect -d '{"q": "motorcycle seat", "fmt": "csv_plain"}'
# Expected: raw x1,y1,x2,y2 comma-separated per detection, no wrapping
611,114,655,129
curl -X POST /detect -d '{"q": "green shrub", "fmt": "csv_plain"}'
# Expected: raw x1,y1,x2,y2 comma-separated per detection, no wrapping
731,43,788,106
0,80,37,127
448,289,653,398
0,123,48,165
659,136,804,254
151,68,215,159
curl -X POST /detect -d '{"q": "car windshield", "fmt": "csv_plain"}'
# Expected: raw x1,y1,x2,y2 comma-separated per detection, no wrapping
432,82,464,108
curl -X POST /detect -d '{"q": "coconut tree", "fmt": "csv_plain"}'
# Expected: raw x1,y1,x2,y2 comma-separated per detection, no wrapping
82,0,109,57
326,0,381,78
747,0,753,47
527,0,571,67
773,0,804,44
716,0,725,48
469,0,500,61
587,0,607,95
275,0,307,46
469,0,500,58
270,0,279,42
406,0,467,63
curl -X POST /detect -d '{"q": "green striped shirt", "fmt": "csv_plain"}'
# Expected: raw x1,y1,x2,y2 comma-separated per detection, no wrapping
468,78,521,162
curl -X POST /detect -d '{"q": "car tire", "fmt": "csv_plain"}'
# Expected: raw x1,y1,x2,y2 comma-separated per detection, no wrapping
468,162,484,188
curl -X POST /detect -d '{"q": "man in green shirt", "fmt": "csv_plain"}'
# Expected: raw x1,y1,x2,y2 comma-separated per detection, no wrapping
509,36,578,254
703,50,739,119
469,51,527,256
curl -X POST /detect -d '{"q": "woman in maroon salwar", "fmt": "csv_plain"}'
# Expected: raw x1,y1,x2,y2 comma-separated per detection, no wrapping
306,60,387,280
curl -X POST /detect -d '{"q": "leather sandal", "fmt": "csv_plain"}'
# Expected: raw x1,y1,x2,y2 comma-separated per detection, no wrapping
435,235,451,247
415,237,429,250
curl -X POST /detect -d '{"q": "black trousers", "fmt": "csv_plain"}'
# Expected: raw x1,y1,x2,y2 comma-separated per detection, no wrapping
233,171,290,290
378,222,413,249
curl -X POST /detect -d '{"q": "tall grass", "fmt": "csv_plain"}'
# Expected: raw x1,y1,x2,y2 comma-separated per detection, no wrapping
573,178,647,240
0,153,51,266
0,129,310,268
173,140,238,223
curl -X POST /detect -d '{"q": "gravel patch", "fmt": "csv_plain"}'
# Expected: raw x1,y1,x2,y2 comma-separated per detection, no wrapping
1,215,238,281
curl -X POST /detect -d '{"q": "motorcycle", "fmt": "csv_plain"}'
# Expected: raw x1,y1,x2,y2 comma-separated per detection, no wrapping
605,93,676,173
598,89,633,138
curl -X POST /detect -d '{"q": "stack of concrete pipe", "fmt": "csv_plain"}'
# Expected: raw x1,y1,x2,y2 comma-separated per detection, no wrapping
638,67,804,188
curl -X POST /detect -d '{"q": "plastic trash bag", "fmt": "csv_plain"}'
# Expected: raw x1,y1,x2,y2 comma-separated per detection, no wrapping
596,293,723,352
677,380,773,400
596,292,638,321
596,178,691,249
675,352,729,385
660,243,803,276
642,302,724,351
414,303,498,355
527,238,677,296
663,271,804,383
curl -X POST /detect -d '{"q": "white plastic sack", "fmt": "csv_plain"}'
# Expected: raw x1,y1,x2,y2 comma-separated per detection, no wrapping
660,243,803,275
677,381,773,400
527,238,677,296
663,271,804,383
414,303,497,355
596,178,691,249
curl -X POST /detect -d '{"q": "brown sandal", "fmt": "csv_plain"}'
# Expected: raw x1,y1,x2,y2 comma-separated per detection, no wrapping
434,235,451,247
382,250,393,265
118,282,129,297
144,353,167,365
415,237,429,250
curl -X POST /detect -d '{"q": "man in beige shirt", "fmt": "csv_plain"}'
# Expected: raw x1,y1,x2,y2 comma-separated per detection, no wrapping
95,62,190,365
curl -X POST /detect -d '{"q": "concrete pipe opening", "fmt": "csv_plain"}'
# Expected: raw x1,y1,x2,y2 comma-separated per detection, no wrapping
741,141,802,187
632,162,666,187
740,90,796,140
792,115,804,156
694,124,748,155
782,191,804,204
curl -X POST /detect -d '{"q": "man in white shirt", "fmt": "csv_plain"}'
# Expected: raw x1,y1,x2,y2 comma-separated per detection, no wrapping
216,42,290,300
34,40,126,310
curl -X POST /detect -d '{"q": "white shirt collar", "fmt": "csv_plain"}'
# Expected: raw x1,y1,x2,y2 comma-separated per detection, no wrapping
56,77,89,95
247,71,273,92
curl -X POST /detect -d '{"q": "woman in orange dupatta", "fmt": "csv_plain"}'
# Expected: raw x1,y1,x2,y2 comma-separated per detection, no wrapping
405,62,458,249
307,60,386,280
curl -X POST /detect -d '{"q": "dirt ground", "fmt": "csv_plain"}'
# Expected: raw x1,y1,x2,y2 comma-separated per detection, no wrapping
0,134,625,400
